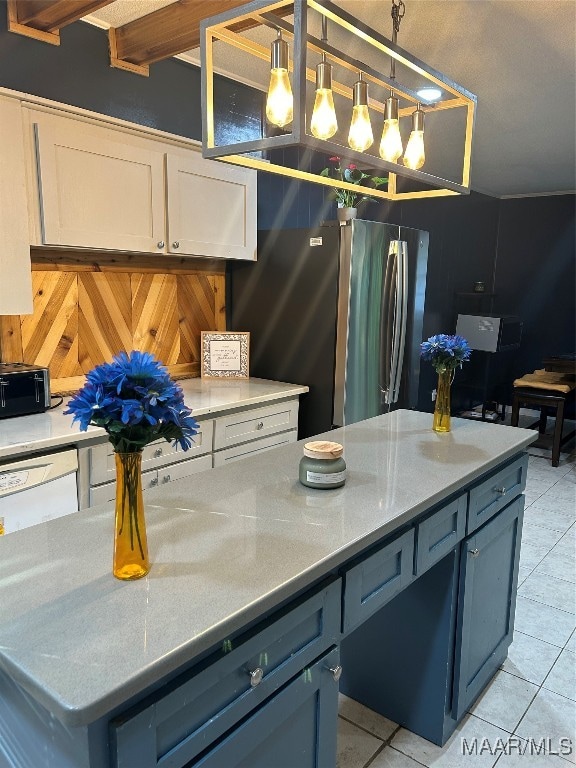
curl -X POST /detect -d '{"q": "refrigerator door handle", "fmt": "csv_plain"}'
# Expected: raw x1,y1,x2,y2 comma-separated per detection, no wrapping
391,241,408,402
381,240,408,405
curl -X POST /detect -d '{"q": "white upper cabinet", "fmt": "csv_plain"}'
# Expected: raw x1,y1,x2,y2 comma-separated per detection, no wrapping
25,106,257,260
33,116,166,253
166,154,256,260
0,96,33,313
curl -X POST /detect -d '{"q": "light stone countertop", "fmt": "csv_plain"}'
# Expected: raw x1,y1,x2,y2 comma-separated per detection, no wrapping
0,378,308,462
0,410,535,727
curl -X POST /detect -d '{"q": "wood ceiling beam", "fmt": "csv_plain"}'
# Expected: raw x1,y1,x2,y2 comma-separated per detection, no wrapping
109,0,293,76
7,0,115,45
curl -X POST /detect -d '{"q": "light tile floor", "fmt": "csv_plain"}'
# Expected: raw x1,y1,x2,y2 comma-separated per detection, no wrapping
337,438,576,768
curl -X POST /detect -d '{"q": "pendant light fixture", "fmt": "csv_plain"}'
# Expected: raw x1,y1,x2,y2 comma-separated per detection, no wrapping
310,15,337,140
348,73,374,152
201,0,477,202
403,104,425,169
379,0,404,163
266,29,293,128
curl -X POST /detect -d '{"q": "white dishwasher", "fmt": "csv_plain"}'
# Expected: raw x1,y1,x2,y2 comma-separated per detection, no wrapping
0,449,79,535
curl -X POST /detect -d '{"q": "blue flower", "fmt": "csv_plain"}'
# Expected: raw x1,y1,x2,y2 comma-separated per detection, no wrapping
420,334,471,373
65,350,199,453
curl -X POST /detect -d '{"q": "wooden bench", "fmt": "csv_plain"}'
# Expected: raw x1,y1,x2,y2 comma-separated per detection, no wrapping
511,370,576,467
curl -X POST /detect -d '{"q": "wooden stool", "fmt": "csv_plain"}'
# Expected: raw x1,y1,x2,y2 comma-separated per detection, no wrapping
511,386,575,467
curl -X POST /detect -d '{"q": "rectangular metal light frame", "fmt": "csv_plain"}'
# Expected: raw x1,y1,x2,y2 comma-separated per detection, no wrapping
201,0,477,201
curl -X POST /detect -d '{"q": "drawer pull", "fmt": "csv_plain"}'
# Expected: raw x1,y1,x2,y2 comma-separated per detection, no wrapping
256,421,264,430
248,667,264,687
495,486,507,495
154,448,163,458
329,665,343,682
469,548,480,558
150,477,159,487
163,474,171,483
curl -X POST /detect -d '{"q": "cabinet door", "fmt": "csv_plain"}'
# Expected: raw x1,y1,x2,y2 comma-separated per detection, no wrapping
0,97,33,314
166,153,256,260
194,648,339,768
452,496,524,719
33,115,166,252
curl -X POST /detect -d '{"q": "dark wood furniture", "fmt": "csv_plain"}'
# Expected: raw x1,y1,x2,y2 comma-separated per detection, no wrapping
511,387,575,467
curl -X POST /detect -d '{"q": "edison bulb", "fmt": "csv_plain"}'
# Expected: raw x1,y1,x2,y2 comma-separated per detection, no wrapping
348,105,373,152
379,120,403,163
266,69,293,128
310,89,338,140
403,129,425,169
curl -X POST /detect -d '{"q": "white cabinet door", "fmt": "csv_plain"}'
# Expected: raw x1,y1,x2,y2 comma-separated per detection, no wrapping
0,97,32,314
166,153,256,260
33,115,166,253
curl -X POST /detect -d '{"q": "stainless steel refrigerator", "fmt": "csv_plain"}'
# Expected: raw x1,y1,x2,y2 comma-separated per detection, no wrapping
228,219,429,438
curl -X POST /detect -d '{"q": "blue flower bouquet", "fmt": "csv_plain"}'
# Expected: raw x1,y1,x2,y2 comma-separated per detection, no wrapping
65,351,199,580
420,334,471,433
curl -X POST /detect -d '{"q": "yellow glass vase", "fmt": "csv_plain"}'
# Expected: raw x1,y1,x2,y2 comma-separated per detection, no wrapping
113,452,149,580
433,369,452,433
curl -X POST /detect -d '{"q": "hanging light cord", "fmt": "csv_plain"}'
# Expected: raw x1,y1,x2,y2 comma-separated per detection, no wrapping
321,13,328,63
389,0,405,83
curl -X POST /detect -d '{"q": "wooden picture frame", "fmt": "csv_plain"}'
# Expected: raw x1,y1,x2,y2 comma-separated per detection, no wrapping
201,332,250,379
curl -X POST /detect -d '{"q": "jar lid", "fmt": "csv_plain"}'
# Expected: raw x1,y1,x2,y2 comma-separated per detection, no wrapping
303,441,343,460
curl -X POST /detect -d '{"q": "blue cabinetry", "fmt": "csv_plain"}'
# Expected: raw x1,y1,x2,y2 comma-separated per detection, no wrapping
112,580,341,768
340,461,526,746
194,648,340,768
453,495,524,718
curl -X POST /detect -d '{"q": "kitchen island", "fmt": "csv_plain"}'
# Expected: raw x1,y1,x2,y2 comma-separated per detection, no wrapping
0,411,535,768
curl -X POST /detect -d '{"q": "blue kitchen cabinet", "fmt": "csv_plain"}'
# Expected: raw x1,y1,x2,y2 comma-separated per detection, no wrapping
193,648,340,768
340,460,526,746
452,495,524,718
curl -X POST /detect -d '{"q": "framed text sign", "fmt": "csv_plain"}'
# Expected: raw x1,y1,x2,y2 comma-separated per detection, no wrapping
201,332,250,379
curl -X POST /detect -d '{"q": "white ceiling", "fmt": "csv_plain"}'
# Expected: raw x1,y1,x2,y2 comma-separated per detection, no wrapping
87,0,576,198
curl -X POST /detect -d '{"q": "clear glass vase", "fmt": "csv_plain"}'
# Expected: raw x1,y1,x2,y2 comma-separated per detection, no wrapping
433,369,452,433
113,452,149,580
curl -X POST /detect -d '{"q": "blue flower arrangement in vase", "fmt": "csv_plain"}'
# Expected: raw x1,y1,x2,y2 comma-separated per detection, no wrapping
420,335,471,433
66,350,199,580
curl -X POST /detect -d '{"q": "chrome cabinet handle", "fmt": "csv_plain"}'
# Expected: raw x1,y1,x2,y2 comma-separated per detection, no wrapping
495,487,507,495
329,665,343,681
172,241,180,249
149,477,159,487
248,667,263,687
162,474,171,484
154,448,163,458
157,240,165,249
256,421,264,430
469,548,480,557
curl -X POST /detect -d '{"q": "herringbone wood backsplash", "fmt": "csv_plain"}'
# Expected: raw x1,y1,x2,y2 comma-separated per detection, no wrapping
0,255,226,394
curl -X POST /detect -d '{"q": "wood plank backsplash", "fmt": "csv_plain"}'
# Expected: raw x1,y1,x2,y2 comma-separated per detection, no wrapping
0,255,226,394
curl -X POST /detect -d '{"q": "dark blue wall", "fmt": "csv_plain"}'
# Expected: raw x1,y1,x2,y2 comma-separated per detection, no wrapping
1,13,573,408
0,10,261,143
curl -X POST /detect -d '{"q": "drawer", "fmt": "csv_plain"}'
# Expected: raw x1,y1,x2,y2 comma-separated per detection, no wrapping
110,579,341,768
415,494,467,576
468,454,528,533
343,529,415,634
89,455,213,506
213,400,299,451
213,430,297,467
89,470,157,506
155,453,213,484
89,419,213,485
